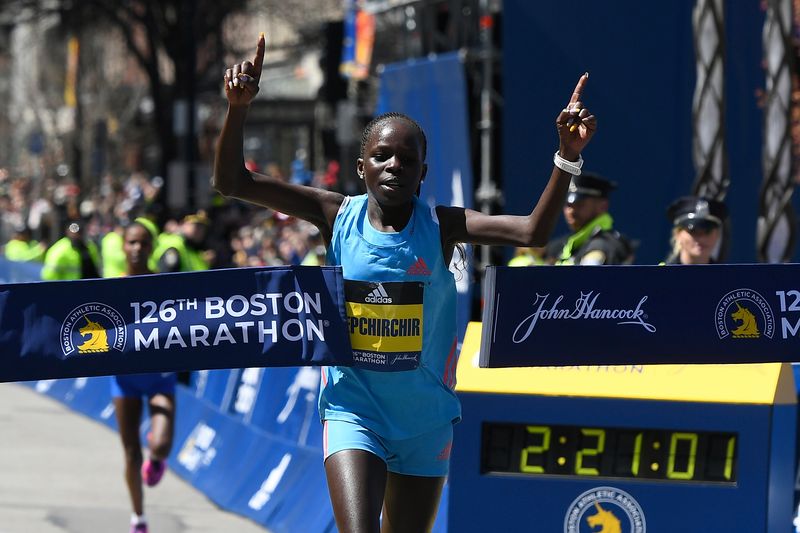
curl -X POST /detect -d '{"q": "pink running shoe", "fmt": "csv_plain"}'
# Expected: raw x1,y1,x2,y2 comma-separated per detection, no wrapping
130,523,148,533
141,458,166,487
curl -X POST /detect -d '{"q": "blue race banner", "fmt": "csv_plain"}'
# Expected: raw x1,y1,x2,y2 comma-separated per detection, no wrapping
0,266,353,383
481,264,800,367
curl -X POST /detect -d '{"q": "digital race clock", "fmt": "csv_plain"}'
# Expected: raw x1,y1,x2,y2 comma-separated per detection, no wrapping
447,322,796,533
481,422,737,483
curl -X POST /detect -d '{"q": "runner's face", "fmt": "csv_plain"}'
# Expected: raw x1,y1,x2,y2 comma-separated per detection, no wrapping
124,225,152,270
358,120,426,206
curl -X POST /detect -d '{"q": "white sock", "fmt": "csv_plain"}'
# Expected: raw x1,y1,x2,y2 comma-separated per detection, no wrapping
131,513,147,526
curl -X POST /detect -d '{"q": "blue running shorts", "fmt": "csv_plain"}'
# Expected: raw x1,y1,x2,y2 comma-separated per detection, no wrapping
111,372,177,399
323,419,453,477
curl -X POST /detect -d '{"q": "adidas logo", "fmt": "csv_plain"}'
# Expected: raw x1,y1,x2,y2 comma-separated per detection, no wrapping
406,257,431,276
365,284,393,304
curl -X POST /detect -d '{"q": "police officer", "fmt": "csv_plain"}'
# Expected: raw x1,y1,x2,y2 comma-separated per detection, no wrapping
548,172,634,265
153,211,211,273
3,223,45,262
663,195,727,265
41,220,101,280
101,223,127,278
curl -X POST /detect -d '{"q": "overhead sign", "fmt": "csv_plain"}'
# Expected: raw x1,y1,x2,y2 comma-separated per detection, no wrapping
480,264,800,367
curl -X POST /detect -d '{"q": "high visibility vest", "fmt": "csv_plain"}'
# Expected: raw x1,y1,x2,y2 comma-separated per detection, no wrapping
508,254,543,267
101,231,127,278
153,233,208,272
4,239,44,262
41,237,101,280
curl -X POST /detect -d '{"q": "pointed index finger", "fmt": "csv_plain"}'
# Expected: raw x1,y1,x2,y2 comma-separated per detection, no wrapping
568,72,589,105
252,32,266,78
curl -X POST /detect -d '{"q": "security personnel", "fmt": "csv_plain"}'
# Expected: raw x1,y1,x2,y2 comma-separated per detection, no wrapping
153,211,210,273
100,223,127,278
548,172,634,265
3,224,45,262
662,195,727,265
508,247,545,267
41,221,101,280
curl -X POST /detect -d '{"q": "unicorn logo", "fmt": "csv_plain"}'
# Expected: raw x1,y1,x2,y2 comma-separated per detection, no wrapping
60,302,126,357
715,289,775,340
77,316,110,353
586,502,622,533
564,486,646,533
730,302,760,338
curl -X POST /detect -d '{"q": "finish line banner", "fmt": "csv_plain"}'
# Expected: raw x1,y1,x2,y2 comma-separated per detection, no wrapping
481,264,800,367
0,266,353,383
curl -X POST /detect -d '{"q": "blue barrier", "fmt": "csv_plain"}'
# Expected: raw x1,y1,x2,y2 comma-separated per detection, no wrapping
232,367,323,448
223,367,263,422
20,377,450,532
192,366,324,448
188,368,239,409
22,377,336,531
0,258,42,283
28,376,116,427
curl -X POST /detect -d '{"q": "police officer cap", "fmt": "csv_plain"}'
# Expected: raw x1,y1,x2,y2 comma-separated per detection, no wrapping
566,172,617,204
667,196,727,231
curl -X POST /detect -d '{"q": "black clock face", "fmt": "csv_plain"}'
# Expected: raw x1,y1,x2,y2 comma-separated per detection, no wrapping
481,422,737,483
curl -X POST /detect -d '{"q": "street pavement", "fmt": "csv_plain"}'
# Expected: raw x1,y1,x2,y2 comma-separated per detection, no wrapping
0,383,270,533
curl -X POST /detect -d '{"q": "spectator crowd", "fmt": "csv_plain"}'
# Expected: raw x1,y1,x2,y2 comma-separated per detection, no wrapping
0,161,334,277
1,161,729,277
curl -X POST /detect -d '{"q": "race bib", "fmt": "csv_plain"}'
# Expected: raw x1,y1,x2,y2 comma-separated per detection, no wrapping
344,280,424,371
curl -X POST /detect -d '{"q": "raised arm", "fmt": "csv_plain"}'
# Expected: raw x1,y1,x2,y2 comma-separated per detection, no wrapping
212,33,343,243
438,73,596,249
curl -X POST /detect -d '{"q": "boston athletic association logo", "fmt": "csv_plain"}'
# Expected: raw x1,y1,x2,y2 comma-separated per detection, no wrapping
60,302,126,356
564,486,645,533
715,289,775,340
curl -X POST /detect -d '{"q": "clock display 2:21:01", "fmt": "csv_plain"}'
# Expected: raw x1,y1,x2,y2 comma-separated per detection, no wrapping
481,422,737,483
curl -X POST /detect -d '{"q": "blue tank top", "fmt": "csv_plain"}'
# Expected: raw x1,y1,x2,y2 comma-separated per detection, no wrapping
319,194,461,439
